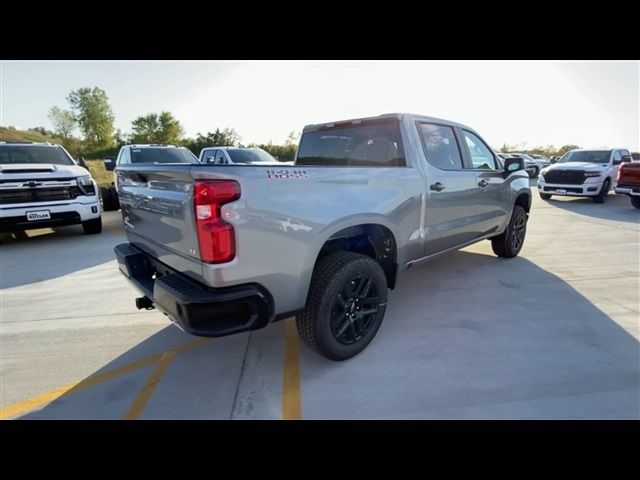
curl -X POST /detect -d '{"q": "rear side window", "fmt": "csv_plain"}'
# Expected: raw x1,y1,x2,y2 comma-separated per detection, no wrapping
417,123,463,170
296,119,405,167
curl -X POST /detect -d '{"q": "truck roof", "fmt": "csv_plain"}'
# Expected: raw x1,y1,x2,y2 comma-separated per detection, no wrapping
302,113,471,132
124,144,181,148
0,141,58,146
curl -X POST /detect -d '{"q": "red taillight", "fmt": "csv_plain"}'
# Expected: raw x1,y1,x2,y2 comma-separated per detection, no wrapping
194,180,241,263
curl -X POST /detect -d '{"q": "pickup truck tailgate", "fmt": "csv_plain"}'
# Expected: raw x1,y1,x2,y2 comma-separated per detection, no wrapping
117,165,204,281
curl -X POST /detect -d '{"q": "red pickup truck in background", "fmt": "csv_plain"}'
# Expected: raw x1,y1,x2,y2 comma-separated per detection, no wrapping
615,155,640,209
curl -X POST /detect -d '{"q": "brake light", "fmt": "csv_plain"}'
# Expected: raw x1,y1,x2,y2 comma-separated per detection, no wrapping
194,180,241,263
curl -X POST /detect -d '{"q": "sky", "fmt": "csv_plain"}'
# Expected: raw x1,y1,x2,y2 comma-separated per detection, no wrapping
1,60,638,150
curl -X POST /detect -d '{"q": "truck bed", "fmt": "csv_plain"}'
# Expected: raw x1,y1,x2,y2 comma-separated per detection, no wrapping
117,163,424,315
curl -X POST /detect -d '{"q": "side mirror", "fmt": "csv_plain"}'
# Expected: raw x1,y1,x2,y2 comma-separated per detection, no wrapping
103,157,116,171
621,155,632,163
204,156,216,164
503,157,524,178
613,159,622,165
77,156,87,168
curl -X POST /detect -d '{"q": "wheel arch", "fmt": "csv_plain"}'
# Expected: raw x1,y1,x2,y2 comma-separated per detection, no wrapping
312,223,399,290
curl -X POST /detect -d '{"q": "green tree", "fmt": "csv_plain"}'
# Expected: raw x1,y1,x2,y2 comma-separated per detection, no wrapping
66,87,115,148
248,141,297,163
285,130,300,146
29,126,54,136
556,144,580,156
47,106,76,139
184,128,241,155
130,111,184,144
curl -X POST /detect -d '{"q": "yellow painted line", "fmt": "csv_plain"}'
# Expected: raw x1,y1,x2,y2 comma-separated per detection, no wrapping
26,228,55,237
0,338,210,420
104,224,125,236
282,318,302,420
123,350,177,420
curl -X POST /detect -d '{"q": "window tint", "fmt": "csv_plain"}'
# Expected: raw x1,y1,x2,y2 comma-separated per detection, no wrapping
0,145,74,165
227,148,278,164
118,148,131,165
215,150,227,164
296,120,405,167
202,149,217,163
462,131,496,170
130,148,199,164
418,123,462,170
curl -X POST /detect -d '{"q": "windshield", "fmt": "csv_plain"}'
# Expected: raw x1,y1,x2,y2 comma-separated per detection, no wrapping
0,145,74,165
130,147,199,164
226,148,278,164
559,150,610,164
296,119,405,167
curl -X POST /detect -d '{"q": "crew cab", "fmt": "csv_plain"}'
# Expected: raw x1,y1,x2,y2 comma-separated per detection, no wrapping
199,146,288,165
104,144,200,208
114,113,531,360
615,160,640,209
538,148,632,203
0,142,102,234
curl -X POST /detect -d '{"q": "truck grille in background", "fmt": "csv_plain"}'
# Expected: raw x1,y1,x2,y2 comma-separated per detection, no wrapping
0,186,85,204
543,170,586,185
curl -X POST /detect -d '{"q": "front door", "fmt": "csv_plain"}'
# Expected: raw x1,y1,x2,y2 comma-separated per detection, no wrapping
459,129,510,237
417,122,481,256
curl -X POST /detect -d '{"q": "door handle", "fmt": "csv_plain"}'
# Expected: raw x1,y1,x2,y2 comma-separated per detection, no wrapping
478,179,488,188
430,182,445,192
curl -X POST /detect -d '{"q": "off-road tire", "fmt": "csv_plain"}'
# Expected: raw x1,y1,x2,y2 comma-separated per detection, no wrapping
491,205,527,258
593,179,610,204
82,217,102,234
296,251,388,361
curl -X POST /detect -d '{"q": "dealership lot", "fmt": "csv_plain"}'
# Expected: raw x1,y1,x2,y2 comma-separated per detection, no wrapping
1,188,638,419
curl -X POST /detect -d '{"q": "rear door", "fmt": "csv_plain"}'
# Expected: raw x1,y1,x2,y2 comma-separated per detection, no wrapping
459,129,510,237
417,122,481,256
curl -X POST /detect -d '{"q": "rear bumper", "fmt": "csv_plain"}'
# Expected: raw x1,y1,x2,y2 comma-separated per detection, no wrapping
615,185,640,197
0,199,101,231
114,243,273,337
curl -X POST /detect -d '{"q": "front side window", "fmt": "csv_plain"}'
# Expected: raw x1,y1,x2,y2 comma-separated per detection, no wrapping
296,119,405,167
612,150,621,162
0,145,74,165
462,131,496,170
418,123,463,170
118,148,131,165
215,150,227,164
201,149,217,163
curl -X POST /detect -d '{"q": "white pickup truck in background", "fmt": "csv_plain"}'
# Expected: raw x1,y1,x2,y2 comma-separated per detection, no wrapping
199,146,292,165
0,142,102,234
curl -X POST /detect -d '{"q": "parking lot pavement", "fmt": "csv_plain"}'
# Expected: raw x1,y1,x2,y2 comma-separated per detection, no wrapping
1,191,638,420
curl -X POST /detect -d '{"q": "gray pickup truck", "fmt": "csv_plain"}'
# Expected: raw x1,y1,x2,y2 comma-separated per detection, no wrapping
114,113,531,360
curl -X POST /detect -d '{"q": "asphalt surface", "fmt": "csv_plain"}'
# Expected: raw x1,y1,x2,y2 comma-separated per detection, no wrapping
1,186,638,419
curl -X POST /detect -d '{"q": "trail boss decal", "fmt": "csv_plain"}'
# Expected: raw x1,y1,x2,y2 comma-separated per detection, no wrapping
266,169,309,179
